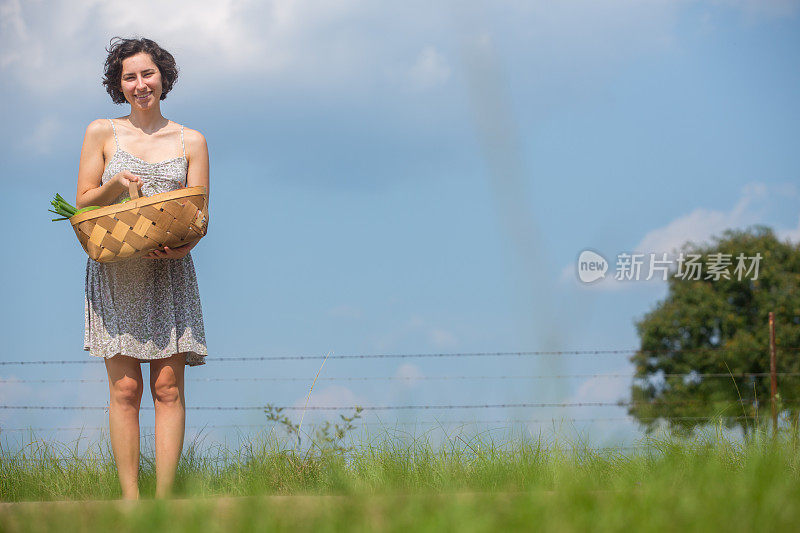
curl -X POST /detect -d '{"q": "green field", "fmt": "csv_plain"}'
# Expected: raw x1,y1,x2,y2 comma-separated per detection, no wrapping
2,423,800,531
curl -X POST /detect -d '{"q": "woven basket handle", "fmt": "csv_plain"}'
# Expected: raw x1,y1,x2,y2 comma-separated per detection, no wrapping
128,181,142,200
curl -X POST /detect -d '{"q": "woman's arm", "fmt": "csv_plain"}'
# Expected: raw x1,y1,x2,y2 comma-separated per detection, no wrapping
75,120,129,209
185,128,210,198
180,128,210,251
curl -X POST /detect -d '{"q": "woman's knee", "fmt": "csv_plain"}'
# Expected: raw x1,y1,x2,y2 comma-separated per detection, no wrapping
152,369,184,405
109,375,144,407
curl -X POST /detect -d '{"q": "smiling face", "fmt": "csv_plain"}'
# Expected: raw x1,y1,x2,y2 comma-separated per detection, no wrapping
120,52,163,110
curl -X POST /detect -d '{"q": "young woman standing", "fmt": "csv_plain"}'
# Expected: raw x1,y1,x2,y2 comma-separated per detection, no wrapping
75,37,210,500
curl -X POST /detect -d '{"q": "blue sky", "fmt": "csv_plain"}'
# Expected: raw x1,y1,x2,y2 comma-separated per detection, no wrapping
1,0,799,452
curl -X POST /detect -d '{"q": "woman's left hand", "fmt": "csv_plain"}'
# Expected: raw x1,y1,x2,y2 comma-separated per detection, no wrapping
146,239,197,260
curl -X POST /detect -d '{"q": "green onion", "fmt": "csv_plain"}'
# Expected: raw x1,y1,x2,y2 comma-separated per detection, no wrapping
49,194,100,222
49,193,131,222
75,206,102,215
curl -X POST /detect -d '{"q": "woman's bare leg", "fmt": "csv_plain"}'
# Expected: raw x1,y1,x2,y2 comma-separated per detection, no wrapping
104,354,144,500
149,352,186,499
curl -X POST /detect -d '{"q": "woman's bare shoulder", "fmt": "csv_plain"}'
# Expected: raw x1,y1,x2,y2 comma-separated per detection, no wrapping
181,125,206,144
84,118,113,139
181,125,208,155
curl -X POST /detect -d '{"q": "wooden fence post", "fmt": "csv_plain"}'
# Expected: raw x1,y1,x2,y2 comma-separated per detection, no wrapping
769,311,777,436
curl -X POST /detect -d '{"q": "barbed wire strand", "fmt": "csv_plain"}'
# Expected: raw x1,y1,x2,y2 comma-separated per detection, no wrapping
1,398,793,411
0,416,759,433
3,346,798,366
3,372,800,384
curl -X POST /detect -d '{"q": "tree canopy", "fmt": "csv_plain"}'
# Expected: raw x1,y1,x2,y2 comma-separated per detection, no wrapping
629,225,800,436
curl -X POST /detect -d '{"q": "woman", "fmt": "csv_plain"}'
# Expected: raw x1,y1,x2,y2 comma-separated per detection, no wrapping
75,37,210,500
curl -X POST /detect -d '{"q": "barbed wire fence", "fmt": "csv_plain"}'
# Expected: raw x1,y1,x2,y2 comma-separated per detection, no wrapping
1,336,795,442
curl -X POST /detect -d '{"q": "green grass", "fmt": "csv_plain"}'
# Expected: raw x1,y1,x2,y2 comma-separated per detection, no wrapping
2,422,800,531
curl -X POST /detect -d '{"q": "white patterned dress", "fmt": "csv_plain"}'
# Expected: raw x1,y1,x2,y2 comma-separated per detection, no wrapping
83,118,208,367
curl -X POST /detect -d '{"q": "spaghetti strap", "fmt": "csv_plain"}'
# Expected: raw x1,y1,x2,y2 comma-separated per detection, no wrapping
108,118,119,150
180,124,186,159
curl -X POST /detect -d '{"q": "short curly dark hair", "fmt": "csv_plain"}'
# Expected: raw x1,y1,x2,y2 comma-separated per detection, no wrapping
102,37,179,105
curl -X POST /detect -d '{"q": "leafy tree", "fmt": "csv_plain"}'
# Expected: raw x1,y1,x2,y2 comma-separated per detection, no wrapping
629,225,800,436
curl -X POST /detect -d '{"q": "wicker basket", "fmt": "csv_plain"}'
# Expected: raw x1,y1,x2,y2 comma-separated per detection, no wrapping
70,182,208,263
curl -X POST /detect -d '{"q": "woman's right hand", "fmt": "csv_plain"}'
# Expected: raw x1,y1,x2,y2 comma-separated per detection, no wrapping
112,171,143,195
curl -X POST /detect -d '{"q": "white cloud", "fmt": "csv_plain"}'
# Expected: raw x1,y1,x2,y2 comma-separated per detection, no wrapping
1,0,101,96
0,0,368,96
393,363,424,388
0,375,32,424
292,384,363,410
21,117,62,154
289,384,367,429
394,363,424,380
777,215,800,244
0,376,29,400
632,182,764,256
407,46,450,90
373,314,458,351
0,0,28,68
429,328,458,348
2,0,787,102
568,367,631,405
560,182,799,291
